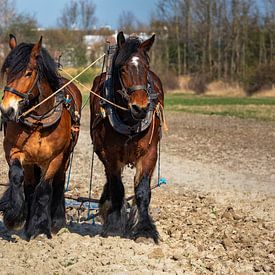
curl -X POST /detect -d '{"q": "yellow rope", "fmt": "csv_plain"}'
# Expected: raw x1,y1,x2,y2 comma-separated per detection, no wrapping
157,103,168,132
60,68,128,111
18,54,106,119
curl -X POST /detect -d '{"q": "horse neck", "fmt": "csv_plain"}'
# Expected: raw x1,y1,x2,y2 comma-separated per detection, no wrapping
34,78,56,115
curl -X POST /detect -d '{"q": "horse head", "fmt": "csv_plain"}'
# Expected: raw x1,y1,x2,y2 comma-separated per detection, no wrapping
0,35,44,121
0,34,60,123
114,31,155,120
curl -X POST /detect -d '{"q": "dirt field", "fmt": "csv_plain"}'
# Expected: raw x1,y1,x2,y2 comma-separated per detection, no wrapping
0,109,274,274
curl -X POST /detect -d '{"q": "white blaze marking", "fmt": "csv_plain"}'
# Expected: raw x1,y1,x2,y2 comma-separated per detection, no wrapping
5,98,19,113
131,56,139,67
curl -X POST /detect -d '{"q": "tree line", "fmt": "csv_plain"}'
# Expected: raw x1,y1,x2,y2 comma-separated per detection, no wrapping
147,0,275,93
1,0,275,93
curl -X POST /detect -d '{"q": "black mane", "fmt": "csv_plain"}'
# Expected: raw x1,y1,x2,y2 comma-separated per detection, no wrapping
113,36,150,73
1,43,59,91
114,37,140,69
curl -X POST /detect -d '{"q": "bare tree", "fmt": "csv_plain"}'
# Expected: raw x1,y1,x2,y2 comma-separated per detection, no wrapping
79,0,96,30
58,0,96,30
0,0,16,28
57,0,78,29
118,10,140,34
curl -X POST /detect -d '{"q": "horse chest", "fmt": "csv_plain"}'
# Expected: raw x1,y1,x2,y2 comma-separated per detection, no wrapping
23,132,50,159
5,129,55,163
120,143,147,165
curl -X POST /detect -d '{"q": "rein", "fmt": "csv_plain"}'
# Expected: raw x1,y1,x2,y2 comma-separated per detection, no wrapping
60,68,128,111
17,54,106,120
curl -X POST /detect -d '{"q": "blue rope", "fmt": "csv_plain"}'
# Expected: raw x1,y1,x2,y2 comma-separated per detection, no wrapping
158,177,167,186
157,133,167,187
65,151,74,192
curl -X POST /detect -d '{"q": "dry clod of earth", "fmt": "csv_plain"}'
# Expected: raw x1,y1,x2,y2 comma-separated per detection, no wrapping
0,110,274,274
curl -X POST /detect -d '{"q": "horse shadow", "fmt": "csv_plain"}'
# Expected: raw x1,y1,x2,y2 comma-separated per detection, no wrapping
66,220,102,237
0,216,103,241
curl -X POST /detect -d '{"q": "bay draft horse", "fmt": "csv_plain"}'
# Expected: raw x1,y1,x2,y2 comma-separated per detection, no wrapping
0,35,82,239
90,32,164,243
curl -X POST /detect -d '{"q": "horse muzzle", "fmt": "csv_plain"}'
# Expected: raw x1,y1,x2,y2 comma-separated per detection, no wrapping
130,103,149,120
0,104,20,122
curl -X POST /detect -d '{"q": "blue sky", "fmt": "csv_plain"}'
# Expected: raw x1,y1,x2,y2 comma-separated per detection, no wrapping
16,0,158,29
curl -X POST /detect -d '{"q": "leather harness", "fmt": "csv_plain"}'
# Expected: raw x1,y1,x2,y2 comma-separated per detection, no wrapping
101,74,158,136
2,76,80,131
98,44,159,137
4,73,40,108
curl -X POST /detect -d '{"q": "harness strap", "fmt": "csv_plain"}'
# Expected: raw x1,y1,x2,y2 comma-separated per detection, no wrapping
3,73,40,106
127,85,147,93
3,86,29,99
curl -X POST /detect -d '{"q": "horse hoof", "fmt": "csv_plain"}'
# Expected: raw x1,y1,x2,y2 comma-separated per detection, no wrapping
135,236,155,244
33,233,52,241
23,233,31,242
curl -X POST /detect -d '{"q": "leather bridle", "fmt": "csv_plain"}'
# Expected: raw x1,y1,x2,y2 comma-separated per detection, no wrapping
117,73,148,102
3,73,40,107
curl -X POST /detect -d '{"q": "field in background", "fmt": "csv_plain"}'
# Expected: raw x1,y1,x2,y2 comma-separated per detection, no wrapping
79,92,275,122
164,94,275,121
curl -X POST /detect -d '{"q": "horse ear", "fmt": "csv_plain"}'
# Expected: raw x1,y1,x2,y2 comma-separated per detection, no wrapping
31,36,43,60
140,34,155,52
117,31,125,49
9,34,17,49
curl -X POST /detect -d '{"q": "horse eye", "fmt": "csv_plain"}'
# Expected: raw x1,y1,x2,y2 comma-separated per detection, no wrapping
25,71,32,77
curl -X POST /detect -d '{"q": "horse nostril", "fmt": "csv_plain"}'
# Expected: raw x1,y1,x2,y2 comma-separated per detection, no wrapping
1,107,16,121
7,107,15,117
131,104,141,113
0,105,4,115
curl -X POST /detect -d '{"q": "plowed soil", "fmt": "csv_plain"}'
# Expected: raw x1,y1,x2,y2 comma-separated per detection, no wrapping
0,109,274,274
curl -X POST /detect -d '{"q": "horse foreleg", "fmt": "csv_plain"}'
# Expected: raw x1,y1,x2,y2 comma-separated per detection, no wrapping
1,158,26,230
25,178,53,240
130,145,159,243
25,155,63,240
51,169,66,233
99,164,127,237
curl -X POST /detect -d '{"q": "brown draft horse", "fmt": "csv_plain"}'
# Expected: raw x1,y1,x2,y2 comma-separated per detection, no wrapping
90,32,164,243
0,35,82,239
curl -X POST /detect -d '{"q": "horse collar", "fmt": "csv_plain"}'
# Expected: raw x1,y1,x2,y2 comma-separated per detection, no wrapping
102,73,158,136
19,92,64,129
